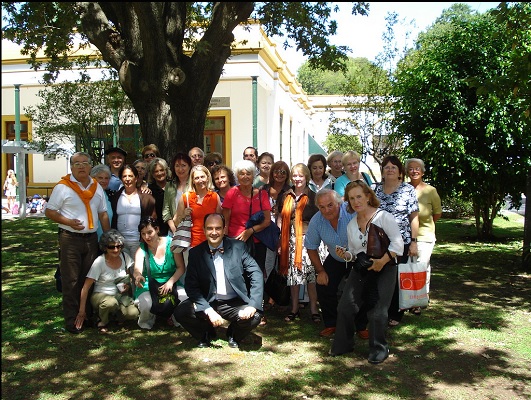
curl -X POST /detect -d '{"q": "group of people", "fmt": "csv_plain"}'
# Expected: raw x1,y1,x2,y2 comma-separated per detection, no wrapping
45,145,441,363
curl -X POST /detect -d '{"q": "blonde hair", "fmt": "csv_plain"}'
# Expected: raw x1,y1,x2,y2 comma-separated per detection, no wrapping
186,165,215,192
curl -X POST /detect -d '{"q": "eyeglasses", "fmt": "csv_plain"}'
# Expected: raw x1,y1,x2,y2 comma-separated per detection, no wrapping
191,154,203,159
107,244,124,250
72,161,92,168
408,167,422,172
208,161,221,167
143,153,156,158
273,170,287,176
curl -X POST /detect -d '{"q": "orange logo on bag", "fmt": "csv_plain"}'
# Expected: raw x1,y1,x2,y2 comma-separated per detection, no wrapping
399,272,426,291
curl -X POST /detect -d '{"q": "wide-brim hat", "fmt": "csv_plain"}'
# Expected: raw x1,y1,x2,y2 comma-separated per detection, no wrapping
104,147,127,157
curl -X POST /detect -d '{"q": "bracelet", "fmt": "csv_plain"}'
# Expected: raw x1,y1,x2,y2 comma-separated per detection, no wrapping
251,227,256,233
344,251,353,262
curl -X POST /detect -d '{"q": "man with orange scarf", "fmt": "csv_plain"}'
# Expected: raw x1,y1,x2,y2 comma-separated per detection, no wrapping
277,163,321,324
46,152,110,334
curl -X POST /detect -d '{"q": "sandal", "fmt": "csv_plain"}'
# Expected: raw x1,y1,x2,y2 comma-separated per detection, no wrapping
410,307,422,316
284,312,300,322
258,316,267,327
311,313,321,324
388,319,400,327
97,324,109,333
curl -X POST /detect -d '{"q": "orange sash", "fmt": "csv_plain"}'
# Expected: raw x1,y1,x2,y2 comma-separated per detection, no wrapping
58,174,98,229
279,192,308,274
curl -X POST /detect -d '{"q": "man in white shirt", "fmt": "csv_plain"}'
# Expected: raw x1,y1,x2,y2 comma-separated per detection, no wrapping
174,213,264,348
45,152,111,334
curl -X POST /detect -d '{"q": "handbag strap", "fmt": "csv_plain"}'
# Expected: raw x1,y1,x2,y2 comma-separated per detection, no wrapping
365,209,380,232
185,191,189,208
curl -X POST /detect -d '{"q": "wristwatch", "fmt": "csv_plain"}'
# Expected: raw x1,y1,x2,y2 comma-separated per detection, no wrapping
411,238,417,242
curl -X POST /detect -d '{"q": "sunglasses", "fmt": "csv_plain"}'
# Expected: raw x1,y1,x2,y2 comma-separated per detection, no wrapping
273,170,287,176
208,161,221,167
144,153,156,158
107,244,124,250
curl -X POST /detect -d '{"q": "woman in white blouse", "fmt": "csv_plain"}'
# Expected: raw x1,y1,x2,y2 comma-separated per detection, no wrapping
330,180,403,364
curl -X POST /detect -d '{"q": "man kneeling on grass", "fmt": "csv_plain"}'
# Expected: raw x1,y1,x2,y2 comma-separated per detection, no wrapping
173,213,264,349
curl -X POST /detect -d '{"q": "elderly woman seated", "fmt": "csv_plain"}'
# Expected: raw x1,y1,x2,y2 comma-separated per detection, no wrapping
75,229,139,333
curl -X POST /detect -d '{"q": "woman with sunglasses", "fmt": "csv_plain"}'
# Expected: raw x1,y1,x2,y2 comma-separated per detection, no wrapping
261,161,291,282
204,152,223,174
75,229,139,333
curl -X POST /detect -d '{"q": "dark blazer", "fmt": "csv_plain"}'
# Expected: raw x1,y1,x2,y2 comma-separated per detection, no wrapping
108,187,157,229
185,237,264,312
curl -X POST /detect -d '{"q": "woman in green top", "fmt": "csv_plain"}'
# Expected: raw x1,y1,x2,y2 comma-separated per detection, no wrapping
133,217,186,329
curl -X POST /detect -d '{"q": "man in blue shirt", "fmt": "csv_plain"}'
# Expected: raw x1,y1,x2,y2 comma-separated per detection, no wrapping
304,189,355,337
104,146,127,192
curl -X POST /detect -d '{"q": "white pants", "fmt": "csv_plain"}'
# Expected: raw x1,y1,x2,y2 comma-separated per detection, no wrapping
136,286,189,330
417,241,435,293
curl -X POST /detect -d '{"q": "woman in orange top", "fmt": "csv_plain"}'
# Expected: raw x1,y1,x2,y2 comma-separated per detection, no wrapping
172,165,222,247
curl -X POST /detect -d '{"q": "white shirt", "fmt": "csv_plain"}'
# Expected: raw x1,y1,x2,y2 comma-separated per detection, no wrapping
47,175,107,233
211,249,237,300
116,192,142,242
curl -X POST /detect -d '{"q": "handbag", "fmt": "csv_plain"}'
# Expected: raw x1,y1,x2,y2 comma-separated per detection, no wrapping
143,246,180,318
245,189,280,251
265,260,291,306
366,210,391,260
398,256,429,310
170,192,192,253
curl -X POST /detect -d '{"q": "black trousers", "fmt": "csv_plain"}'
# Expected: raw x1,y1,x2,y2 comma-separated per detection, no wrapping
316,254,349,328
174,298,262,342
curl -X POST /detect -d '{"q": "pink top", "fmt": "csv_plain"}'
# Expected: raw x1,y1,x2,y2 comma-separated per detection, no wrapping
222,186,271,239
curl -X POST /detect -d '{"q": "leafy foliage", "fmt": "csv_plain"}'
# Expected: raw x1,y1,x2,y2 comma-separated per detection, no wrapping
2,2,370,160
24,74,135,162
392,4,530,238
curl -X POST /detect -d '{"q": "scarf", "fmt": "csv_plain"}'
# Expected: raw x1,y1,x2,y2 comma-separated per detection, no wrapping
279,191,309,275
58,174,98,229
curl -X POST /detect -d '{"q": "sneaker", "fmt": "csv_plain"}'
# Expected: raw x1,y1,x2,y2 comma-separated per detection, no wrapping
319,327,336,337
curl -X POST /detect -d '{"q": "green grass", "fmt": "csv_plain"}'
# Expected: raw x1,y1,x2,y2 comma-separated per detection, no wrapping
2,214,530,400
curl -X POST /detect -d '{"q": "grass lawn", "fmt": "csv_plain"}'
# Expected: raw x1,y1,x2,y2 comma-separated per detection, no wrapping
2,213,530,400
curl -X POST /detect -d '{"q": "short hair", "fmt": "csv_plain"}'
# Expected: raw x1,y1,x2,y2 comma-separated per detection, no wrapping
344,180,380,213
90,164,111,178
381,155,405,181
204,212,226,228
405,158,426,173
342,150,361,166
204,152,223,168
307,153,328,179
147,157,172,184
187,165,215,192
327,150,344,166
141,144,160,158
233,160,257,178
119,164,139,179
99,229,125,253
290,163,311,184
257,152,275,165
211,164,237,187
243,146,258,158
188,147,205,157
315,188,342,206
138,216,159,232
70,152,91,166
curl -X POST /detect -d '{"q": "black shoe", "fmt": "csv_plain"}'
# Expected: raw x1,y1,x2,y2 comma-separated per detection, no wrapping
65,325,83,334
227,336,239,349
368,349,389,364
197,333,212,348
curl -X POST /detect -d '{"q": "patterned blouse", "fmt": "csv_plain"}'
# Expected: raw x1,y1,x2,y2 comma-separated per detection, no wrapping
375,182,419,245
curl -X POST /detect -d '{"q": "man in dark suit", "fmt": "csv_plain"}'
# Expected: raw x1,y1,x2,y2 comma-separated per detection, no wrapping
174,213,264,348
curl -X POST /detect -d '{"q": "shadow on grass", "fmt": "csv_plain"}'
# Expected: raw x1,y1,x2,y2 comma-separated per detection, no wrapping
2,217,530,400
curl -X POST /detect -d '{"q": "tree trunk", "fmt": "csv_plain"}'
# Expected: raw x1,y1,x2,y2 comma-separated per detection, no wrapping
523,167,531,270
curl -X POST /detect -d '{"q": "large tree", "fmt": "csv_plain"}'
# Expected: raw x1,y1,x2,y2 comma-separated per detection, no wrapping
392,3,530,239
2,2,369,161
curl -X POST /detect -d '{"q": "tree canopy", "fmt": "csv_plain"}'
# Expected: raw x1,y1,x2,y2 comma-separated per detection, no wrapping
2,2,369,161
392,3,530,239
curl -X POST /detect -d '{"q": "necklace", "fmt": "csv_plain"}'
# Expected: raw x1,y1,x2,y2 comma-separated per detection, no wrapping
357,210,378,247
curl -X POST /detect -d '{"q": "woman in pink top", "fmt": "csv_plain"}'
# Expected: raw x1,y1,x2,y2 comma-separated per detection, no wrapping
173,165,222,248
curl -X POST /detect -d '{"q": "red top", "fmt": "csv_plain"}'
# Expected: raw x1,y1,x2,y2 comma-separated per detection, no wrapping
183,191,220,247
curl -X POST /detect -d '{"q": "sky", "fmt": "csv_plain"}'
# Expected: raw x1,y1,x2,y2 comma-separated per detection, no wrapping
274,2,500,72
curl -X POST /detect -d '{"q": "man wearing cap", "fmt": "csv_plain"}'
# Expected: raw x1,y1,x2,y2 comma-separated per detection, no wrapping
105,147,127,192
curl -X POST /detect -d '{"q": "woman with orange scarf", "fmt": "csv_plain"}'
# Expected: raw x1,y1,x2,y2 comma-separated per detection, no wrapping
278,163,321,323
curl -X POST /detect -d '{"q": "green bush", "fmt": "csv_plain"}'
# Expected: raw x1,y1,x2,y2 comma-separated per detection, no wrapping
441,196,474,218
